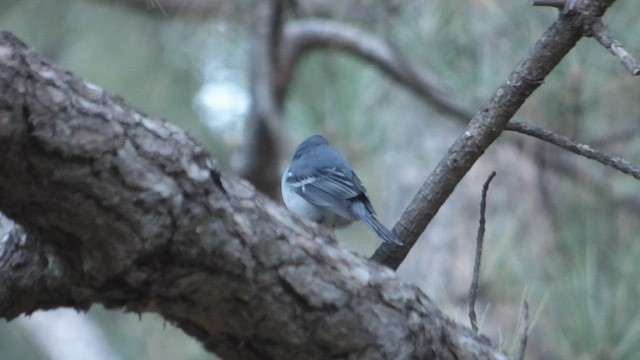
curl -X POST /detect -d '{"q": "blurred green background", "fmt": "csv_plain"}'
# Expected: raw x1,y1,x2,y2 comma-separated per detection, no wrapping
1,0,640,359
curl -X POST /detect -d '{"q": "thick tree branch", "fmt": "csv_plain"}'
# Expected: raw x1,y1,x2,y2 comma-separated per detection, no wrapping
371,0,618,269
0,31,507,360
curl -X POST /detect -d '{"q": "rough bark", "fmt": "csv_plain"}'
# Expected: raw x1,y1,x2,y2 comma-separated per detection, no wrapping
0,32,507,359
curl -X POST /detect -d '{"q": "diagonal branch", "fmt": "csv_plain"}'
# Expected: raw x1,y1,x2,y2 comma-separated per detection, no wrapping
371,0,617,269
506,121,640,180
534,0,640,75
588,18,640,75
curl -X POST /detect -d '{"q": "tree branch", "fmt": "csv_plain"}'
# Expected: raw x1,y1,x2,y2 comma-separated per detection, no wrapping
279,19,472,120
371,0,618,269
530,0,567,9
469,171,496,334
0,31,507,360
588,18,640,75
506,121,640,180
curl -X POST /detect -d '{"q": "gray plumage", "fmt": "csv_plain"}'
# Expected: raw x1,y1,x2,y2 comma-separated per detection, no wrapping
281,134,402,245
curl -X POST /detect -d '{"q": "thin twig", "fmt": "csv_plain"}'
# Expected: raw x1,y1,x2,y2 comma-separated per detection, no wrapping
589,18,640,75
532,0,584,12
469,171,497,334
506,121,640,180
530,0,566,9
517,300,530,360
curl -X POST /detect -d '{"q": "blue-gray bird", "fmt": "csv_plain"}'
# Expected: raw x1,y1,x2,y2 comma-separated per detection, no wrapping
281,134,402,245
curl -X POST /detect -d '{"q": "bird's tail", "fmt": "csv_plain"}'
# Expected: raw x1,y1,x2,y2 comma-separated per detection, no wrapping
352,202,403,245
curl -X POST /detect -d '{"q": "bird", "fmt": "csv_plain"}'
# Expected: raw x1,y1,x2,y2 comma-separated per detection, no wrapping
281,134,402,245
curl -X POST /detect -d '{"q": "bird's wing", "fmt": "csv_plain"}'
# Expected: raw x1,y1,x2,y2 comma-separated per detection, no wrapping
287,167,362,220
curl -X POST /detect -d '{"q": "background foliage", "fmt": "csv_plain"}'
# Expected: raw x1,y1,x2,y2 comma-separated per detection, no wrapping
1,0,639,359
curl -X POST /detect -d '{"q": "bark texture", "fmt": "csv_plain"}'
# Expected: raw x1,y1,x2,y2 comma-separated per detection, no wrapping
0,32,507,359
